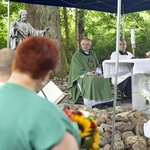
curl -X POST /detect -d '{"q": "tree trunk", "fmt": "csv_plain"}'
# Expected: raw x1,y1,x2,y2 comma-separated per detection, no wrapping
25,4,69,77
75,8,79,51
63,7,72,63
75,9,85,51
78,9,85,42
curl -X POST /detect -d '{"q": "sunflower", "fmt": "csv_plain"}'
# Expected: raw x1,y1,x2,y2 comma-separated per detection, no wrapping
63,108,100,149
91,132,99,150
73,114,91,138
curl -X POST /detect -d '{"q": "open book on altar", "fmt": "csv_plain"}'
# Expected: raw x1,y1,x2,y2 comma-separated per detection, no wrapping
38,81,66,104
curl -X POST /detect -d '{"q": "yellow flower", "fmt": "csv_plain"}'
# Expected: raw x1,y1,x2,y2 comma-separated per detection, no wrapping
91,132,99,150
73,114,91,138
63,109,100,149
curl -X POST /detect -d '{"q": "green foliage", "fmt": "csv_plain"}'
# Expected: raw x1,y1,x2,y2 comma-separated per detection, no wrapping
1,3,150,66
84,11,117,63
0,0,8,48
60,9,150,63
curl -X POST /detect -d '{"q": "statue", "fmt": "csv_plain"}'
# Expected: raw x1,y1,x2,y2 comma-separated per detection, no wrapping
9,10,49,50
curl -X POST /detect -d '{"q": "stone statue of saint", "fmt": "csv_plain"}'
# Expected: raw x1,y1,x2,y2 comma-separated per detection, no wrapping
9,10,49,50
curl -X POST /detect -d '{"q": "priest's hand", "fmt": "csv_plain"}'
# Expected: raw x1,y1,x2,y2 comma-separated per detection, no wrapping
89,71,98,76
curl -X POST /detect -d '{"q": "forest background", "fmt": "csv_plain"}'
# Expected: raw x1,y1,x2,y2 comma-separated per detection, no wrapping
1,0,150,77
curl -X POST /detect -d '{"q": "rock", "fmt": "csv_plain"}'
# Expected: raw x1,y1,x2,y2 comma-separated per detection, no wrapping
114,141,124,150
54,77,150,150
121,131,135,140
95,112,101,118
99,117,106,123
115,115,129,122
114,133,121,142
147,139,150,146
116,111,133,119
115,121,125,128
115,123,134,132
125,135,147,148
132,143,147,150
92,107,100,112
104,144,111,150
115,106,125,113
100,123,108,129
127,111,135,121
130,117,140,126
61,85,67,91
96,118,102,126
133,111,142,119
104,126,112,133
100,136,110,147
106,119,112,126
101,110,109,120
135,122,144,136
101,132,111,139
98,126,104,133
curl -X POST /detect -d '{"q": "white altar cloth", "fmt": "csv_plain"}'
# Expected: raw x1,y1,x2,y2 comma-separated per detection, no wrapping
102,59,150,78
102,58,150,114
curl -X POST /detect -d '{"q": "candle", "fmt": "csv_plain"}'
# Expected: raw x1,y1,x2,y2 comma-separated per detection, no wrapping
131,28,135,45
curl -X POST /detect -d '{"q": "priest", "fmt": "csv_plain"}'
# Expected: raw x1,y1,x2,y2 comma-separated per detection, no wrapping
67,38,113,108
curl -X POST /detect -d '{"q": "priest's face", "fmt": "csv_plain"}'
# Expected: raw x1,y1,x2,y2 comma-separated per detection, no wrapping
119,40,127,51
81,39,91,52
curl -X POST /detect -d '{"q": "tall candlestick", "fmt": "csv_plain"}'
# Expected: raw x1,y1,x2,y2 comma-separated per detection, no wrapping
131,27,135,47
131,27,136,57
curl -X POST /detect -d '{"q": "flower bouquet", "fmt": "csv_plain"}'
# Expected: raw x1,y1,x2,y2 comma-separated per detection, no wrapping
64,108,99,150
138,77,150,105
140,89,150,105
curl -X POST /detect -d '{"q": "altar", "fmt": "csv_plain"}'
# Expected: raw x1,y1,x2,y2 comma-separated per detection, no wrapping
102,59,150,114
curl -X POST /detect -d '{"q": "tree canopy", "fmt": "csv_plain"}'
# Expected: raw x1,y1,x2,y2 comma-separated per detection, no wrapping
1,1,150,66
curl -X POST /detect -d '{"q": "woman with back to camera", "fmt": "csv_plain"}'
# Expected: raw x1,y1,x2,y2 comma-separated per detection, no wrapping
0,36,81,150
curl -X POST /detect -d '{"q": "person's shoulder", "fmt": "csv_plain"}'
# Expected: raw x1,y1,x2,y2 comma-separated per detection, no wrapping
127,51,132,54
90,50,95,54
110,51,116,56
89,50,97,56
73,50,80,56
111,51,116,54
127,51,133,56
110,51,116,59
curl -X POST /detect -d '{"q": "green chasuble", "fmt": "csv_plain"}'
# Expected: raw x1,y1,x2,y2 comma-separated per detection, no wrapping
67,49,112,103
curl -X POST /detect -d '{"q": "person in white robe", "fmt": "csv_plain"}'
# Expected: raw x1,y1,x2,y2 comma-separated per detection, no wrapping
110,39,133,99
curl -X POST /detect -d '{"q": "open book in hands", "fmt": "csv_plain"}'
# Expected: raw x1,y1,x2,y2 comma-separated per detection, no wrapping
38,81,66,104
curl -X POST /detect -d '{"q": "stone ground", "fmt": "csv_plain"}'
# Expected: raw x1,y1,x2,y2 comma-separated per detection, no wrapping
51,77,150,150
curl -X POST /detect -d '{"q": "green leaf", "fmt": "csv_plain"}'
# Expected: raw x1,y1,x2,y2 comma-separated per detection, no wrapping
81,136,93,150
145,100,149,105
